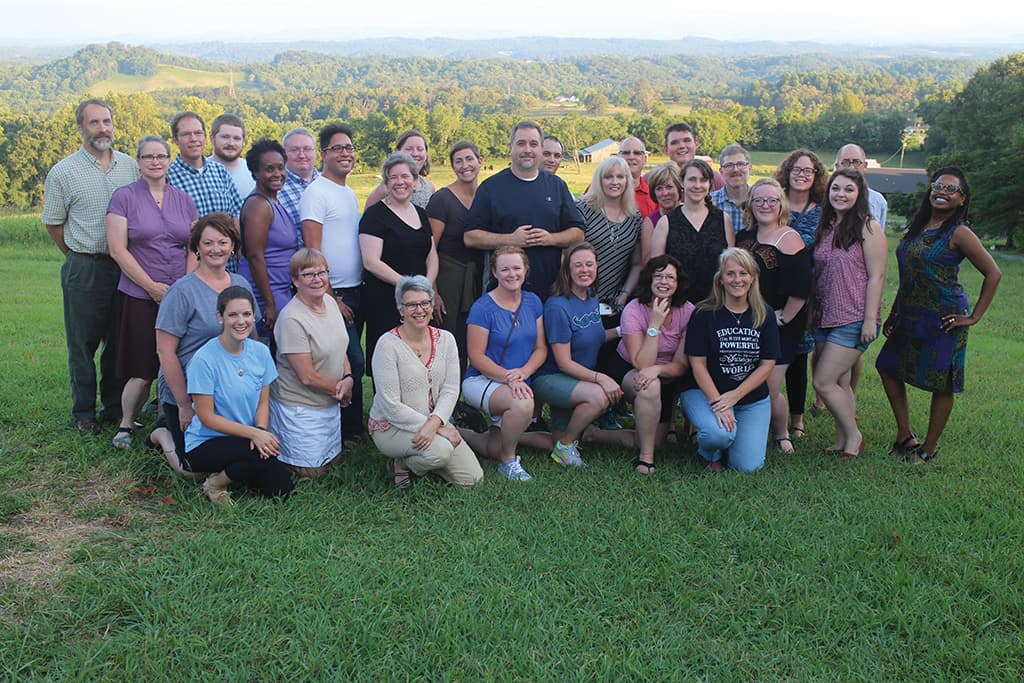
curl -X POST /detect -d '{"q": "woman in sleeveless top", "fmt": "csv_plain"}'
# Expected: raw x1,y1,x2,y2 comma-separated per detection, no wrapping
811,169,887,459
239,139,298,340
650,159,734,304
734,178,812,454
875,167,1001,463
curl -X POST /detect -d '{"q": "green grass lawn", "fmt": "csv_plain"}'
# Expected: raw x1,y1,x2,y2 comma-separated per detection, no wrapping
1,217,1022,680
88,64,242,95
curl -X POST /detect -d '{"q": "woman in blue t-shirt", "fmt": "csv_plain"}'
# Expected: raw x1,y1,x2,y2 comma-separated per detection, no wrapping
681,248,780,472
533,242,632,468
460,246,547,481
183,286,294,503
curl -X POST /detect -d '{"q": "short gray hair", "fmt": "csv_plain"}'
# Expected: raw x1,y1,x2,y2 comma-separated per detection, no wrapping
136,134,170,157
395,275,435,309
719,143,750,164
382,152,419,183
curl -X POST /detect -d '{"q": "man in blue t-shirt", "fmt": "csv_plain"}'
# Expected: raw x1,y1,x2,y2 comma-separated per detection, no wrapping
464,121,584,302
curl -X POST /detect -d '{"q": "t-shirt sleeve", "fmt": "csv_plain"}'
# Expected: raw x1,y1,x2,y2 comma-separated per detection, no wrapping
155,281,191,337
783,248,813,300
543,298,572,345
426,191,447,222
760,308,782,361
527,292,544,323
559,179,584,229
299,184,323,224
274,312,312,356
257,342,279,388
619,300,647,336
464,183,492,232
186,347,216,395
466,296,491,328
359,204,386,237
684,309,710,357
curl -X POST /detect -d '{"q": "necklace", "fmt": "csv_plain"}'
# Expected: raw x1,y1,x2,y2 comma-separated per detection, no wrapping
725,306,747,326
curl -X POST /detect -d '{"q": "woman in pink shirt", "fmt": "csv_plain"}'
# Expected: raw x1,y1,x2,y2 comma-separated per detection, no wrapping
811,169,887,459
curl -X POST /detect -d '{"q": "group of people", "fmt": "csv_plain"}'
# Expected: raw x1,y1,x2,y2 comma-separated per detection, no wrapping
42,98,1002,501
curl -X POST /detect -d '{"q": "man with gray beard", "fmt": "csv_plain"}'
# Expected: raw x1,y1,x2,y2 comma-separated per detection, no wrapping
43,98,139,434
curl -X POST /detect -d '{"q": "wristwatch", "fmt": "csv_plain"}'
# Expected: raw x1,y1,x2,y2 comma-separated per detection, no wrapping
646,327,660,337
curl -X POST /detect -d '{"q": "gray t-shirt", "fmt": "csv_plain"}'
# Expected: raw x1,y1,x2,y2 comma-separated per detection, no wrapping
155,272,256,404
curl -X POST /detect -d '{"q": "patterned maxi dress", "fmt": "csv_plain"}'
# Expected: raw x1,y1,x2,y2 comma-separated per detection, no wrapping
875,226,970,393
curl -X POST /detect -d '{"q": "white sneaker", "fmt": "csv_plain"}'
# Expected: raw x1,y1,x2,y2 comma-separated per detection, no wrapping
497,455,532,481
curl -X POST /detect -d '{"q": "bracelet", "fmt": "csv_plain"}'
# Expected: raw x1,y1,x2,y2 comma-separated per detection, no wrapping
615,325,622,338
341,373,353,381
710,398,721,406
255,425,270,431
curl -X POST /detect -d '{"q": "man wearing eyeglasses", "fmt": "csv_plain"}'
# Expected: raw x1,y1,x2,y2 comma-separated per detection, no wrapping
279,127,320,247
299,123,365,446
618,137,657,218
43,98,139,434
834,144,888,230
167,111,244,270
710,144,751,232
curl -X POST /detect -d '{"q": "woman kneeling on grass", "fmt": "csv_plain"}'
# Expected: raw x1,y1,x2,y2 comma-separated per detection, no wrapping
183,286,294,503
368,276,483,491
533,242,634,468
601,254,695,474
681,248,780,472
459,246,547,481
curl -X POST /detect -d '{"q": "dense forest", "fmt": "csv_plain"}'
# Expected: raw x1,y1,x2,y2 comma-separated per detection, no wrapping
0,42,1019,244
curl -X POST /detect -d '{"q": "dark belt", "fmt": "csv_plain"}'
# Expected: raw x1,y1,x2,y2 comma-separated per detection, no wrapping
69,250,113,261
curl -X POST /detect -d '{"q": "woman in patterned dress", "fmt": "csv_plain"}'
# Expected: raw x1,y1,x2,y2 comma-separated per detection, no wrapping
875,167,1001,463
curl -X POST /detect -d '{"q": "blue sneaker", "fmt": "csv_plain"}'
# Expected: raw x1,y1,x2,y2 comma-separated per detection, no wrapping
550,440,585,468
497,456,532,481
594,410,622,431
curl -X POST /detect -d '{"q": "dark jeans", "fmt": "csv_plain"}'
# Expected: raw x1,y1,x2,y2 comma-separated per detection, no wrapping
61,251,124,420
334,286,365,439
185,436,293,498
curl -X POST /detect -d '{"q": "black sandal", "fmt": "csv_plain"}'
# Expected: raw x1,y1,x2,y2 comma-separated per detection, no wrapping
904,445,937,464
386,458,414,492
888,434,920,455
774,437,795,454
633,458,656,474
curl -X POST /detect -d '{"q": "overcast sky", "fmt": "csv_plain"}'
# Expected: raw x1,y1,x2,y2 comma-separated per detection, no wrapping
5,0,1023,46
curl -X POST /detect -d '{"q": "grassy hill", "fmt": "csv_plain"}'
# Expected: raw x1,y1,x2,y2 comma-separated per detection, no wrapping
88,64,241,94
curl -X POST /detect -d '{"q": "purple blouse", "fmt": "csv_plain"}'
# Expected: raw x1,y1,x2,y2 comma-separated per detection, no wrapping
107,178,198,300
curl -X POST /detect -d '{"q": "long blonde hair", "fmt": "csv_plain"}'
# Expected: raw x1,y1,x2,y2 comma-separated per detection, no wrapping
699,247,768,329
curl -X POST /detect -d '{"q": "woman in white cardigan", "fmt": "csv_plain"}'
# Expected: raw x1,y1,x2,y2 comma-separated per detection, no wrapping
368,275,484,490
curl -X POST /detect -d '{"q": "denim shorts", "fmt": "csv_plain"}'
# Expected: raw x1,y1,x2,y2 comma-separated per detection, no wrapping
813,321,877,353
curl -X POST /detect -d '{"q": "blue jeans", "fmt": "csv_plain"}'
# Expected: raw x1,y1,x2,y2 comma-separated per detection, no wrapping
334,286,365,438
680,391,770,472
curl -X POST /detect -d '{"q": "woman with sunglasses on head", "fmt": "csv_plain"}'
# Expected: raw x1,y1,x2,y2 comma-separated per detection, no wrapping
268,249,353,478
774,148,828,437
811,169,888,459
875,168,1001,463
365,129,436,209
639,162,682,264
734,178,812,455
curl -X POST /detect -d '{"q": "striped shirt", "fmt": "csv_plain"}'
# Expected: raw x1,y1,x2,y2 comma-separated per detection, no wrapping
577,200,643,304
42,147,139,254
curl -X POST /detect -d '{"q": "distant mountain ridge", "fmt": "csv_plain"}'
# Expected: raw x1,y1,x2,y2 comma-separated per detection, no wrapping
0,37,1013,64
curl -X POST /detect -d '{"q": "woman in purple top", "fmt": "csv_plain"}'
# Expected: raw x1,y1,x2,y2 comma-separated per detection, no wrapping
239,139,298,340
811,169,887,459
106,135,198,449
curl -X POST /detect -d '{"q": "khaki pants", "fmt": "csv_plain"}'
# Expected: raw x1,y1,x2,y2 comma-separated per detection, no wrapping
371,426,483,487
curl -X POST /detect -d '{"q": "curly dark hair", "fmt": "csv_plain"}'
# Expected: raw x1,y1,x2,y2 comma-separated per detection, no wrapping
245,138,286,175
633,254,689,307
775,148,827,204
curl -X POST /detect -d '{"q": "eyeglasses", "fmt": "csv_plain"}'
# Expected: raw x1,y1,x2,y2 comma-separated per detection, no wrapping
619,150,646,156
651,273,677,282
751,197,781,208
839,159,865,168
323,144,356,153
402,300,433,311
791,166,816,177
298,269,329,280
721,162,749,171
286,146,315,156
930,182,962,194
139,154,170,162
